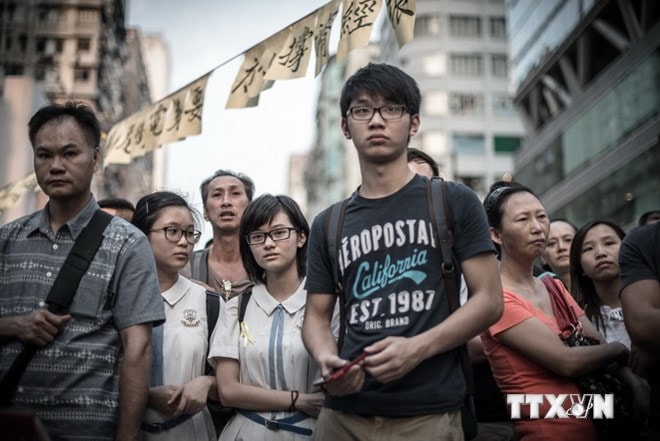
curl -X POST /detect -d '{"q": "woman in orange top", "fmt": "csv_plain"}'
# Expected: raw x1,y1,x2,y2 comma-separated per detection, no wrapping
480,182,629,441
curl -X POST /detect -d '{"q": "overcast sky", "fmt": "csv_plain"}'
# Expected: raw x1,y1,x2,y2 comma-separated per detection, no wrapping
127,0,330,239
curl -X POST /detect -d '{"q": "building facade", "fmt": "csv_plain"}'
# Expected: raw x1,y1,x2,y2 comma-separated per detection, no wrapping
381,0,525,196
506,0,660,228
0,0,163,219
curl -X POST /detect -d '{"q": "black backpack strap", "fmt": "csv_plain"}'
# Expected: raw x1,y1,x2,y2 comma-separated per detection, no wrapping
0,209,113,406
204,290,221,376
206,290,221,339
427,179,474,395
191,248,210,283
237,288,253,324
46,210,114,312
323,199,349,352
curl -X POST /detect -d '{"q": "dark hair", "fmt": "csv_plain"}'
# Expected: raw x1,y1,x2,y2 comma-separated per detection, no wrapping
407,147,439,177
340,63,421,117
131,191,200,235
569,220,625,335
199,169,255,209
28,101,101,149
483,181,538,256
98,197,135,212
638,209,660,226
239,194,309,285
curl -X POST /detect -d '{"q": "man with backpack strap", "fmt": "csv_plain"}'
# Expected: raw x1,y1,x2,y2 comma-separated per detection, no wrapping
183,170,255,301
0,102,165,440
302,63,503,441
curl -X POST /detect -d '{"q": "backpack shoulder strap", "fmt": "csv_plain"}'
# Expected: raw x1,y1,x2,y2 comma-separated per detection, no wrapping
191,248,210,283
238,288,253,324
46,209,114,312
323,198,349,352
204,289,221,375
205,290,221,339
427,178,475,395
0,209,113,405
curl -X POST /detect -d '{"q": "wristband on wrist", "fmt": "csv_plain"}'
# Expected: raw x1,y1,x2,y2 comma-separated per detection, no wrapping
289,390,299,412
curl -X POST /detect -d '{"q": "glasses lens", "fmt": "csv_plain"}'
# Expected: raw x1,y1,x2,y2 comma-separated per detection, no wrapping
350,107,372,120
381,105,404,120
271,228,292,241
186,230,201,244
164,227,182,242
247,232,265,245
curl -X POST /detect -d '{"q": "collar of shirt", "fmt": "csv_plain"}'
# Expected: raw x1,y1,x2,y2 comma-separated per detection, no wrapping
252,278,307,316
27,196,100,240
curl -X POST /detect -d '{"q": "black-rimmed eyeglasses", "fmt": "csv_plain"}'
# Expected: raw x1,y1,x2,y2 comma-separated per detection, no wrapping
347,105,407,121
246,227,298,245
150,227,201,245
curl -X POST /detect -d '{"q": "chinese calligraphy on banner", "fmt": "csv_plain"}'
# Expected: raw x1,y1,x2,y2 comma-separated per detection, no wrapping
0,172,38,214
1,0,416,211
104,74,211,164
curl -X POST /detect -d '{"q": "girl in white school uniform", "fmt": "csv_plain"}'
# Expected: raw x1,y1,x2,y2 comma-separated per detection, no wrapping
209,194,337,440
132,191,217,441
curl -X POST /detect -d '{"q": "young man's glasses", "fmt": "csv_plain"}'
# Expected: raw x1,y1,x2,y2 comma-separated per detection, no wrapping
246,227,298,245
150,227,201,245
347,105,407,121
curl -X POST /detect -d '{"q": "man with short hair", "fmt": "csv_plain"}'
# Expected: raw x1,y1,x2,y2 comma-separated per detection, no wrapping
98,197,135,221
0,102,165,441
184,169,255,300
302,63,503,440
407,146,439,178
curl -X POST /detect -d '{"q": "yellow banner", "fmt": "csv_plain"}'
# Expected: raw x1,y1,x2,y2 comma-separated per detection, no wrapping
0,172,38,214
105,74,211,164
386,0,416,47
314,0,341,76
265,15,316,80
336,0,382,60
226,29,290,108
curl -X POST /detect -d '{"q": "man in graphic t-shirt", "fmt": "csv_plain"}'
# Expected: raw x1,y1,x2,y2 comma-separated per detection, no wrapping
302,63,503,440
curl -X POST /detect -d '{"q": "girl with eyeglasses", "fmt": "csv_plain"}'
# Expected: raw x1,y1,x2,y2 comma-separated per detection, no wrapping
132,191,217,440
208,194,337,440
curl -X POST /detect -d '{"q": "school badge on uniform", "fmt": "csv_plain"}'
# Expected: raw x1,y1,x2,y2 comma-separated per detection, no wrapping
182,309,200,327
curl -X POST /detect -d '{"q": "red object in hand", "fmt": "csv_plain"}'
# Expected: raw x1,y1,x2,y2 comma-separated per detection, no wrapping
313,352,368,386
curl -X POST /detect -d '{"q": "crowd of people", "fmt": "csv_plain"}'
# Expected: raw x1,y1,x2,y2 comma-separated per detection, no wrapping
0,63,658,441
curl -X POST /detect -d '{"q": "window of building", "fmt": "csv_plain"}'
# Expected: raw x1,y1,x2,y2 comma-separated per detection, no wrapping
423,53,447,76
5,64,24,75
74,67,90,82
415,14,442,37
494,136,522,153
453,134,485,153
490,17,506,39
425,91,448,116
4,37,11,50
77,38,91,52
18,34,27,51
492,93,517,116
38,7,59,23
491,54,507,77
449,53,483,76
55,39,64,53
78,8,98,24
449,93,484,115
449,15,481,38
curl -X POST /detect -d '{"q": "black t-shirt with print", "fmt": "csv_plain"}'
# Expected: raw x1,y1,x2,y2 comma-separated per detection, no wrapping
306,175,495,416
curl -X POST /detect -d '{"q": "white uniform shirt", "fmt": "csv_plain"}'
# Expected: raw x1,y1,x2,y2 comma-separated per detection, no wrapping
209,279,335,441
599,305,632,349
143,276,216,441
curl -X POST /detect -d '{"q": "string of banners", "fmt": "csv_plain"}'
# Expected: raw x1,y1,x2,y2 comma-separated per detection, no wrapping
0,0,415,213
